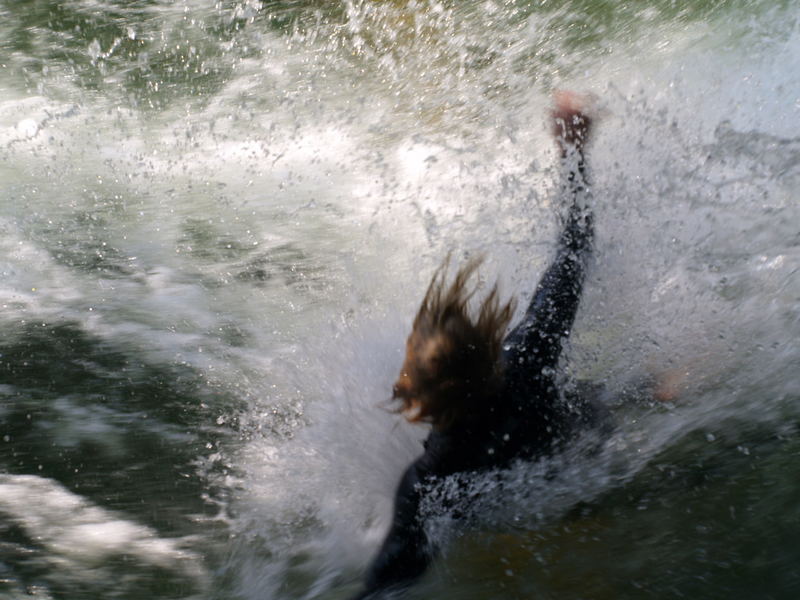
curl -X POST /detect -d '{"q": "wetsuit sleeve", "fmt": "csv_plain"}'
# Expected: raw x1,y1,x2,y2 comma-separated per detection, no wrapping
352,458,434,599
504,156,593,377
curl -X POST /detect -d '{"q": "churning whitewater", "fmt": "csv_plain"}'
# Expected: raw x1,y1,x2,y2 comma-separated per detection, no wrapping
1,1,799,599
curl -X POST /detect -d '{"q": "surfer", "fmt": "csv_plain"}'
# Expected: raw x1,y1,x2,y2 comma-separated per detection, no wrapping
352,91,602,599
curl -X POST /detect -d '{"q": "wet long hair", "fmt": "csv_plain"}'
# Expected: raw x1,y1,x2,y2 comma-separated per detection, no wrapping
393,256,516,429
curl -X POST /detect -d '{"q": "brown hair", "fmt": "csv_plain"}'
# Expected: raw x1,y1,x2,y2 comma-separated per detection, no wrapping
393,256,516,429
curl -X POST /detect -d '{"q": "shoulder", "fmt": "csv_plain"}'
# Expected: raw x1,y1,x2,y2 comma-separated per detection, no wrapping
416,431,458,476
421,423,505,477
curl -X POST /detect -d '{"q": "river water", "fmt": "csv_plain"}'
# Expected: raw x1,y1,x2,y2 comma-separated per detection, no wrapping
1,1,798,599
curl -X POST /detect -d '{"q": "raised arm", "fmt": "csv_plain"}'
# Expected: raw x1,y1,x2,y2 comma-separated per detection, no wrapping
504,91,594,377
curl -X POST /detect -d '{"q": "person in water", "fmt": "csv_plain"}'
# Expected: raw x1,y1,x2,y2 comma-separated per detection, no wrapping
352,91,602,599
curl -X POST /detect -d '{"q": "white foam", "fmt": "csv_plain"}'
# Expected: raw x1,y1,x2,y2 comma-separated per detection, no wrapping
0,474,206,580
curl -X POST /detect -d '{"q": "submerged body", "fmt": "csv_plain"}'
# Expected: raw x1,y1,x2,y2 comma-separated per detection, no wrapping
354,94,602,599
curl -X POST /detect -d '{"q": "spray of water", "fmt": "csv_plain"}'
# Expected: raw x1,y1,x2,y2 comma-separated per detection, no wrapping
1,1,798,599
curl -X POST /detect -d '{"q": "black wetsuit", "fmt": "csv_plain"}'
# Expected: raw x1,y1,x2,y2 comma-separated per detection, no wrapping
354,156,598,599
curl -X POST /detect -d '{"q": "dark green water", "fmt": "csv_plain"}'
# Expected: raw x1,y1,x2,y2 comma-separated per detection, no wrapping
1,1,799,598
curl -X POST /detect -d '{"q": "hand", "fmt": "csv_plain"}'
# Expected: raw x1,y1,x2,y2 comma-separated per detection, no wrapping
551,90,593,157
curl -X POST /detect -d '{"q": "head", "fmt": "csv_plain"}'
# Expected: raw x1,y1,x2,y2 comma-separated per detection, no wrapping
393,256,516,430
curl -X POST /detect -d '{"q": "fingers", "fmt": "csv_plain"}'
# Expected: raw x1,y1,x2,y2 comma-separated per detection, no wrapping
551,90,593,157
653,367,691,403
